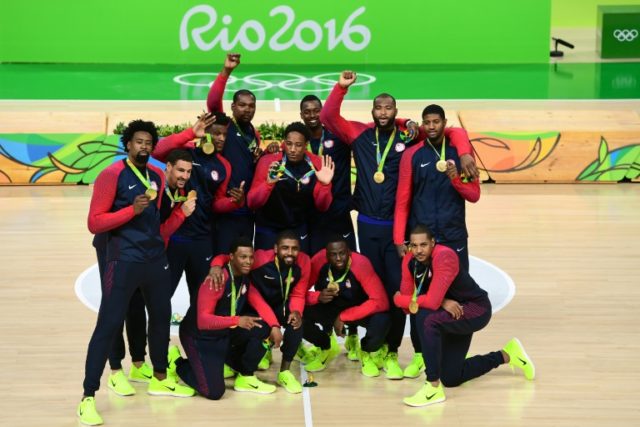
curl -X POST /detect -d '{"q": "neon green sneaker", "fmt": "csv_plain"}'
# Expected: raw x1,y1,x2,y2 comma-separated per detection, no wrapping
277,370,303,394
128,362,153,383
107,370,135,396
234,374,276,394
77,397,103,426
167,345,182,383
403,381,446,407
344,334,360,361
383,352,403,380
304,349,329,372
403,353,426,378
147,376,195,397
371,344,388,369
224,364,236,379
360,351,380,377
299,345,320,365
503,337,535,380
329,333,341,359
258,346,272,370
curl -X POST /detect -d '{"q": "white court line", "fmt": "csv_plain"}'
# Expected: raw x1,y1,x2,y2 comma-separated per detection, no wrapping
274,97,281,112
74,264,98,312
299,366,314,427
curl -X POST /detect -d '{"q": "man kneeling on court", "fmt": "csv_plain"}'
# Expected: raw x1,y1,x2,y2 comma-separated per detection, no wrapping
394,224,535,407
303,235,390,377
167,237,283,399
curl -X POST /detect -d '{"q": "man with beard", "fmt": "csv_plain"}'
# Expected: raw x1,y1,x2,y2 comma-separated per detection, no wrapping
394,224,534,407
209,230,310,393
153,112,246,303
320,71,475,380
207,54,277,255
168,237,282,399
78,120,194,426
247,122,335,252
299,94,356,254
394,104,480,274
303,236,390,377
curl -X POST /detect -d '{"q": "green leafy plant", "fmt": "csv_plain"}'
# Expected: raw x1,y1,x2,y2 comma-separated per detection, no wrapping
257,122,286,141
112,122,192,137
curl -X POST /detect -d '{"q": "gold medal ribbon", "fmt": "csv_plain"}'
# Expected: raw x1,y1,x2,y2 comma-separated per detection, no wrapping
231,117,257,151
411,261,429,307
228,263,243,316
126,159,153,191
375,127,397,175
327,257,352,289
306,128,324,156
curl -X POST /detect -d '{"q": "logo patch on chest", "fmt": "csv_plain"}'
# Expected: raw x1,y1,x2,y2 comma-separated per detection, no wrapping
324,139,334,149
395,143,406,152
210,170,220,181
300,176,311,185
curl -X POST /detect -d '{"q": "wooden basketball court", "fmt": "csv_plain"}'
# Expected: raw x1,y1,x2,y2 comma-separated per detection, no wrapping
1,97,639,424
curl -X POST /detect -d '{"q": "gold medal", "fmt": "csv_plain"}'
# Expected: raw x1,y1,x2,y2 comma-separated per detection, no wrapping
145,188,157,200
327,282,340,292
187,190,197,200
436,160,447,172
373,171,385,184
202,141,214,155
408,300,419,314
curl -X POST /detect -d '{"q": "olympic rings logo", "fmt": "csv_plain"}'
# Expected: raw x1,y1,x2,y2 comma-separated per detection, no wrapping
173,72,376,93
613,29,638,42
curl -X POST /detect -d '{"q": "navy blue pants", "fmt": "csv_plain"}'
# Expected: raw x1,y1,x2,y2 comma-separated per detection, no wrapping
213,213,255,256
416,296,504,386
177,323,269,400
95,247,147,370
167,237,212,304
246,304,303,363
440,238,469,273
254,223,309,253
303,302,390,353
356,218,404,352
83,257,171,396
308,211,357,255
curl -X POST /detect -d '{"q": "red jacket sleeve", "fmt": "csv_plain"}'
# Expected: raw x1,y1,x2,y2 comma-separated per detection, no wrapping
393,145,418,245
305,250,327,306
197,276,239,330
160,205,186,246
213,155,244,213
211,254,230,268
153,128,196,163
451,175,481,202
247,285,280,328
87,164,135,234
206,72,227,113
339,254,389,322
393,253,414,314
247,153,279,210
288,252,311,314
417,246,458,310
310,153,332,212
320,83,369,144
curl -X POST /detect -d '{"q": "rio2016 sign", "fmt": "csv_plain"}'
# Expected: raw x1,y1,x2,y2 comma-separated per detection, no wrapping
179,4,371,52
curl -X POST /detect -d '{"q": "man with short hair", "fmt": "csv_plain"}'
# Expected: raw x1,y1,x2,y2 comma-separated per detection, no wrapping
153,112,245,302
394,104,480,274
168,237,282,399
78,120,194,426
247,121,335,252
209,229,311,393
303,236,390,377
394,224,534,407
207,53,264,255
299,94,356,253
